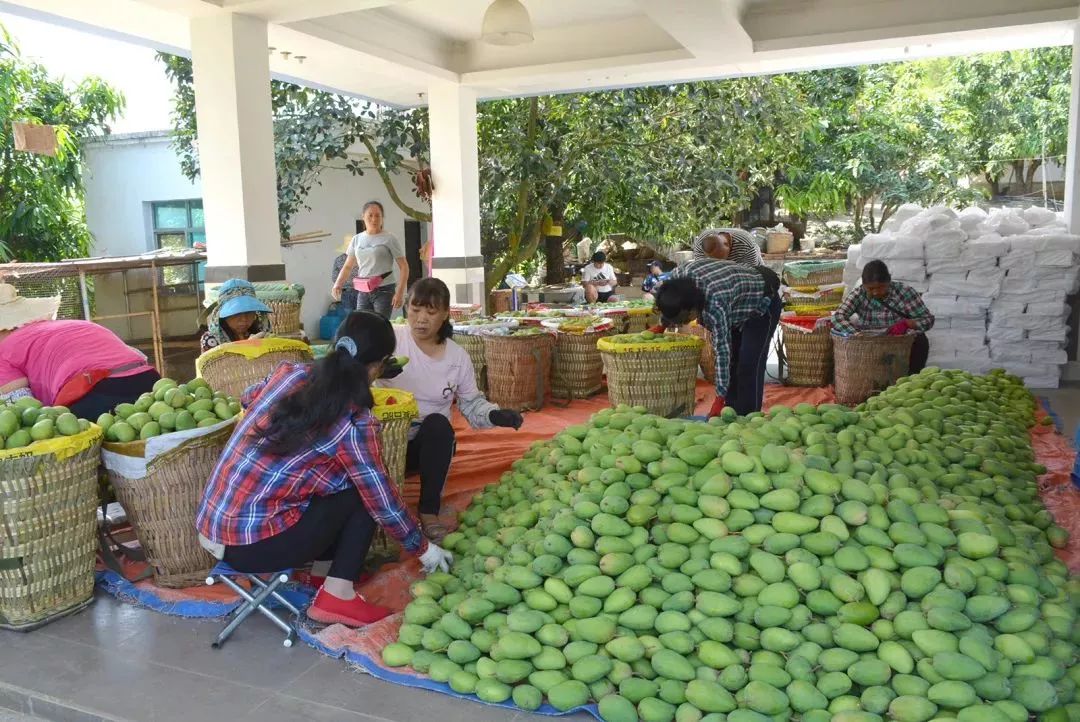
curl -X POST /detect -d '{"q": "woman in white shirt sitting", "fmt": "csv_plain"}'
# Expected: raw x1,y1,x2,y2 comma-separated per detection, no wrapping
581,251,619,303
379,278,524,541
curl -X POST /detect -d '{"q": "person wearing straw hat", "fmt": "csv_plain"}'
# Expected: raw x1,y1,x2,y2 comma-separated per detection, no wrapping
377,277,524,542
831,260,935,372
200,279,273,353
693,227,764,266
0,284,160,418
653,258,782,417
196,311,452,628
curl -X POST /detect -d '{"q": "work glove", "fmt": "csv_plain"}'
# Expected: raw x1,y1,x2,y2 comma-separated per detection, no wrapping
419,542,454,574
380,357,405,379
886,321,908,337
708,396,726,419
489,408,524,430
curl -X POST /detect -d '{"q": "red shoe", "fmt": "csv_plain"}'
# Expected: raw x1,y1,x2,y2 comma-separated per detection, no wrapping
306,588,393,627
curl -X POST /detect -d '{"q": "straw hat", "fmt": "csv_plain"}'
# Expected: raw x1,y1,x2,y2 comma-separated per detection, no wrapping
0,284,60,331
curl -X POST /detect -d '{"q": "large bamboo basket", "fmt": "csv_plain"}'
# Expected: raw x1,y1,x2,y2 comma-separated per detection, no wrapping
832,333,915,405
0,428,103,630
684,324,715,383
551,329,615,399
482,334,555,411
625,308,659,334
454,334,487,394
783,260,845,287
782,323,834,387
598,334,704,417
367,390,419,558
196,338,314,400
104,422,236,588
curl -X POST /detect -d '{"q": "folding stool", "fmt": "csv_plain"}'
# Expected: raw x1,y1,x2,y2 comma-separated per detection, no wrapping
205,561,300,648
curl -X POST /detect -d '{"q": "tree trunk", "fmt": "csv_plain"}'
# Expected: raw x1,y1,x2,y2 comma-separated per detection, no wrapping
1024,160,1042,196
984,172,1001,198
544,235,565,284
1011,160,1027,195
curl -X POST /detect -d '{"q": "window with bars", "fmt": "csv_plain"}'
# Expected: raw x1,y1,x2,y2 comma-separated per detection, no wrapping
151,199,205,288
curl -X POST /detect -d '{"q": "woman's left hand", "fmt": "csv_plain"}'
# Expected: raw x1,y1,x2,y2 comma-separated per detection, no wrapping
392,290,405,309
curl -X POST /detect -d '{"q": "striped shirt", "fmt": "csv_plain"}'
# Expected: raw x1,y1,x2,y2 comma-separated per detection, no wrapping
195,362,426,554
673,259,774,399
692,228,764,266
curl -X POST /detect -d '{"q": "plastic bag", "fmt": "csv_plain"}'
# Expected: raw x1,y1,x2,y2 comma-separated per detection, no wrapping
1036,250,1075,267
1022,206,1058,227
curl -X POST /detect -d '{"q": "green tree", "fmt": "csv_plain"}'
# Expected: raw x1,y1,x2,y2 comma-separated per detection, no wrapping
157,53,431,239
478,79,808,292
0,26,124,261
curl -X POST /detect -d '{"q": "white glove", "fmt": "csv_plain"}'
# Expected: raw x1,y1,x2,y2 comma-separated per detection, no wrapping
420,542,453,574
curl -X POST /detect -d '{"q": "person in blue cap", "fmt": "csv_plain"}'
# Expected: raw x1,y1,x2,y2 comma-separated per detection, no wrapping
200,279,273,353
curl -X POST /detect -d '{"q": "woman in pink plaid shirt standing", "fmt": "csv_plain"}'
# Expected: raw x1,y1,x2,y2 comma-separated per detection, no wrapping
196,311,452,628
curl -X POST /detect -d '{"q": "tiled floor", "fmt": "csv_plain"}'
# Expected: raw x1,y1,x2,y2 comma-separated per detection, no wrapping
0,384,1075,722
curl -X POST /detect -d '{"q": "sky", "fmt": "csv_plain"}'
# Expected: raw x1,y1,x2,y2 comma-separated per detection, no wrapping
1,10,174,133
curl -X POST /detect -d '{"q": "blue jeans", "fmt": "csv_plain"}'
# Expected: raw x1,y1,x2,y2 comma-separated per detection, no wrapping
356,284,395,319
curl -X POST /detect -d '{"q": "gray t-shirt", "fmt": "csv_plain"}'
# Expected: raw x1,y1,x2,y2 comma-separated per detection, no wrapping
350,231,404,288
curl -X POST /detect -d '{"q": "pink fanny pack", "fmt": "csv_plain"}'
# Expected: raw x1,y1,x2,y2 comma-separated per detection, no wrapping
353,272,391,293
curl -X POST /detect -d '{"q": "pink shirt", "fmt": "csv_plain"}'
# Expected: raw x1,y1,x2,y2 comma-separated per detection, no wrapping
0,321,152,404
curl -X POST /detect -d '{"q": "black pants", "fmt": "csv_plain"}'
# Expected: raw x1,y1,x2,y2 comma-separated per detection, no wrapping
224,488,376,582
910,333,929,373
69,370,160,419
405,414,456,515
726,294,782,415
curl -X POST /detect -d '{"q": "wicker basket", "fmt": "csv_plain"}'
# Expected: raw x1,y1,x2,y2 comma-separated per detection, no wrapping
833,334,915,405
625,309,658,334
782,323,833,387
196,338,314,399
551,329,614,399
367,390,419,557
266,301,301,335
455,334,487,393
599,334,704,417
0,428,103,630
104,423,236,588
684,325,715,383
482,334,555,411
449,304,482,321
783,260,845,287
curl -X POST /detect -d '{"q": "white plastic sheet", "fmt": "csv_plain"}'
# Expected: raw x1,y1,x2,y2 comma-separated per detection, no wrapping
100,417,235,480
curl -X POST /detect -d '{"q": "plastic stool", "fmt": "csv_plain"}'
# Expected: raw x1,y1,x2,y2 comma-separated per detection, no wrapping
206,562,300,648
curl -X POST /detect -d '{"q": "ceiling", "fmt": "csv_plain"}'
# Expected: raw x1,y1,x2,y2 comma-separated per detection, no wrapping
0,0,1076,107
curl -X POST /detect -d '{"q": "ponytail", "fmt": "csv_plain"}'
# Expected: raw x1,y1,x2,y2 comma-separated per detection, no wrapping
438,319,453,341
262,312,395,455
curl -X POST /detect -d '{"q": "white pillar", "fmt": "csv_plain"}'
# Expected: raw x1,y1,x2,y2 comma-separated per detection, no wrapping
427,79,485,306
190,13,284,282
1065,24,1080,377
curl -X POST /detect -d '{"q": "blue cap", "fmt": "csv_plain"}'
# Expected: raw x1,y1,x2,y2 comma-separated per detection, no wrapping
217,279,271,319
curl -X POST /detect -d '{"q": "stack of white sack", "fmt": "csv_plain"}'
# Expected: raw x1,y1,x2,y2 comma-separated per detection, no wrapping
840,205,1076,387
843,244,862,294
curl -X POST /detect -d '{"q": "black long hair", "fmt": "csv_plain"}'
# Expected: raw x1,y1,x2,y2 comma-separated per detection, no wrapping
655,277,705,327
262,311,395,455
408,277,454,343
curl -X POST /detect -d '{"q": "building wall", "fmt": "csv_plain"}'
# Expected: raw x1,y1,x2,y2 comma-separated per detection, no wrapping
82,131,425,341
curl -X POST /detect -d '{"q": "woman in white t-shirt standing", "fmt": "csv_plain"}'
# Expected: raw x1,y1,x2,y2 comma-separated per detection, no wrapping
331,201,409,319
581,251,618,303
378,278,524,541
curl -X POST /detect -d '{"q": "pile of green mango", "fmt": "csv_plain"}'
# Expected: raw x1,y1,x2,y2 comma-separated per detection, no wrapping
606,331,690,345
0,396,91,450
97,377,240,443
382,367,1078,721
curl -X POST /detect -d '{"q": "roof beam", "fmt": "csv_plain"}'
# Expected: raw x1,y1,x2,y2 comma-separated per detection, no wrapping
743,0,1079,52
218,0,409,24
632,0,751,58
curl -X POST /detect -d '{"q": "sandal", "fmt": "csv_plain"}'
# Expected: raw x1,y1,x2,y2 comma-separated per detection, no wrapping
420,514,455,543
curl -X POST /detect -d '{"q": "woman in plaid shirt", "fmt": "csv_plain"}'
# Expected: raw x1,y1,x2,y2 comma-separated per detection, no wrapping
832,260,935,372
196,312,452,628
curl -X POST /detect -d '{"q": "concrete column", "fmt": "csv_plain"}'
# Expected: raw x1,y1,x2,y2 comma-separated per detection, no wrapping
427,79,485,306
190,13,284,282
1065,25,1080,377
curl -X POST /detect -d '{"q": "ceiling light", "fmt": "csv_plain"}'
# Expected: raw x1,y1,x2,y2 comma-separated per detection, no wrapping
481,0,533,46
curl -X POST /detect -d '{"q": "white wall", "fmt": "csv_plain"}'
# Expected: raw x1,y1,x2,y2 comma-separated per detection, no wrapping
83,131,425,339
